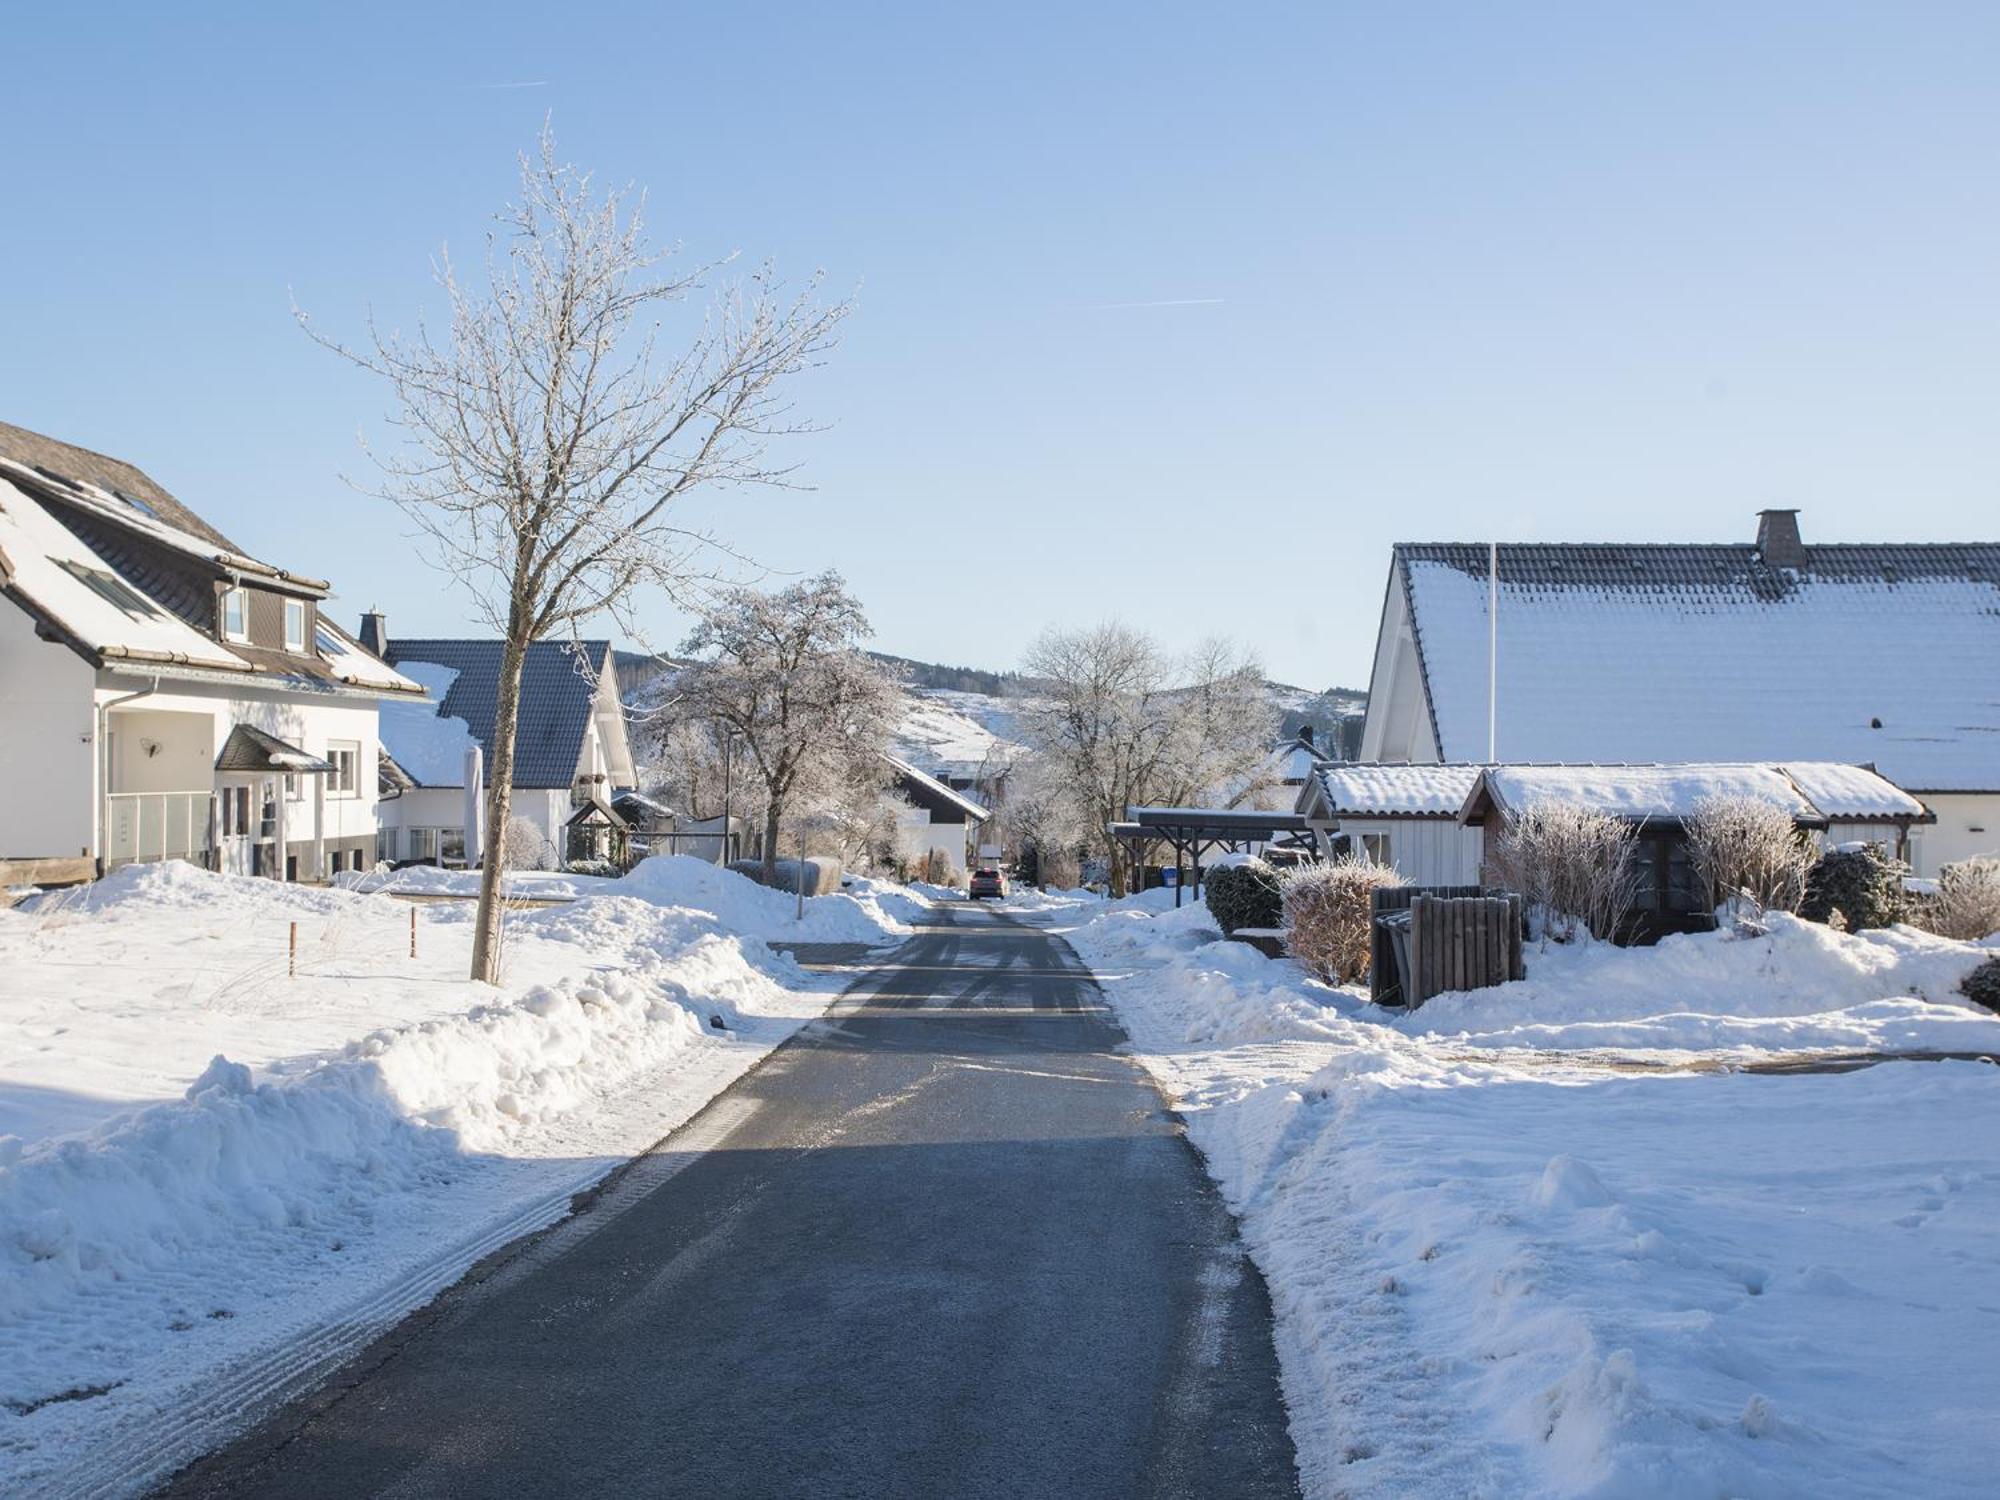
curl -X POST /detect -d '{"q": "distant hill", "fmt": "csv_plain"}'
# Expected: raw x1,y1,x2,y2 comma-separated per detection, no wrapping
869,653,1044,697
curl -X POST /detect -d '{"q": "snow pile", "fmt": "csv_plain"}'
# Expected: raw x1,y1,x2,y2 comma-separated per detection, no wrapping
613,856,923,943
1062,899,2000,1497
0,859,897,1492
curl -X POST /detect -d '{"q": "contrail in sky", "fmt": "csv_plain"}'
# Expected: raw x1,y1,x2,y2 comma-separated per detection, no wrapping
1091,297,1225,310
471,80,550,90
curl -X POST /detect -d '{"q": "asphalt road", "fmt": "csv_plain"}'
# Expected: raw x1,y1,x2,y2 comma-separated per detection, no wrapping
159,902,1300,1499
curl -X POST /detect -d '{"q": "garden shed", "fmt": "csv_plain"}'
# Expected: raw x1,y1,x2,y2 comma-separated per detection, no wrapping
1457,762,1930,939
1293,763,1485,884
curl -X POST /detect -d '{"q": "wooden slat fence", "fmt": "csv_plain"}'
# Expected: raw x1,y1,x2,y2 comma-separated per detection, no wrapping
1370,886,1525,1008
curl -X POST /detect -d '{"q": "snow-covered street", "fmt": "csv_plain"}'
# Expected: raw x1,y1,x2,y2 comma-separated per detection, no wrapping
1053,889,2000,1498
0,858,923,1495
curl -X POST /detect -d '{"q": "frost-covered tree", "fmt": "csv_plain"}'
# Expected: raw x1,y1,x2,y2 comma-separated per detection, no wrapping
301,126,849,982
1019,624,1275,895
673,573,903,883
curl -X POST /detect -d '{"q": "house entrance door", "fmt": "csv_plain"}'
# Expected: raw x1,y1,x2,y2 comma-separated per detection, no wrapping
216,777,272,877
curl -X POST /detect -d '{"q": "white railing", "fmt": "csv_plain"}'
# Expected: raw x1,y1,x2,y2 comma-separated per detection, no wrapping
105,791,213,869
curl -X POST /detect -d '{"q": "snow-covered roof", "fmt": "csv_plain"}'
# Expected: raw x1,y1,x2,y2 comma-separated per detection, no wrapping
1301,763,1484,819
1397,541,2000,792
0,475,248,670
1461,762,1928,827
884,754,989,821
314,620,422,695
377,661,484,787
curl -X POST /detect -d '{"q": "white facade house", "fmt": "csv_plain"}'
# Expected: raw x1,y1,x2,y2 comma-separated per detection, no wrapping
0,423,422,885
885,755,989,875
368,626,638,868
1294,763,1486,886
1357,513,2000,877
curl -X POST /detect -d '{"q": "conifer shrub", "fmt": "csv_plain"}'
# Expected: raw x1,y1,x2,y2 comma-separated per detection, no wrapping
1798,845,1908,931
1204,859,1284,934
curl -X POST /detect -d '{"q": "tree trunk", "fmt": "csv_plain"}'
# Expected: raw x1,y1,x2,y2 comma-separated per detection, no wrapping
470,620,531,984
761,797,783,885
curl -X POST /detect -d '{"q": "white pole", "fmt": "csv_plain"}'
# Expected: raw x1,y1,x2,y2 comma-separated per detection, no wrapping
1487,540,1499,764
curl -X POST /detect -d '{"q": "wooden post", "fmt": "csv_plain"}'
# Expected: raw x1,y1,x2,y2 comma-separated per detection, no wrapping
410,905,418,959
289,920,297,979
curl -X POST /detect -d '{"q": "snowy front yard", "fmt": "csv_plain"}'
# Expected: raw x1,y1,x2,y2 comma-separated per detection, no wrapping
0,858,925,1495
1053,890,2000,1499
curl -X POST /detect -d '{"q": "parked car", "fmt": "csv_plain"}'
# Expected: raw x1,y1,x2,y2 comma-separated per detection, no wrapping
969,867,1007,900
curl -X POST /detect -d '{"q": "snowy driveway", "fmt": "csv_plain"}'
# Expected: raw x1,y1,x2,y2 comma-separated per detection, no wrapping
159,904,1300,1497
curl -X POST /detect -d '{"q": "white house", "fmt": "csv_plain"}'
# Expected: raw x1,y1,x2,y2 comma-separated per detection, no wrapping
1357,512,2000,876
367,623,638,868
0,422,423,885
1294,762,1486,885
884,755,989,876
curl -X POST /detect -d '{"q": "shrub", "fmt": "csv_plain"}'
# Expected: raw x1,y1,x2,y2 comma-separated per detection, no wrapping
564,858,620,879
1281,856,1404,983
1798,844,1908,931
1916,858,2000,942
1683,795,1815,920
728,857,845,895
500,816,557,872
1486,804,1638,944
1962,956,2000,1013
1204,859,1283,934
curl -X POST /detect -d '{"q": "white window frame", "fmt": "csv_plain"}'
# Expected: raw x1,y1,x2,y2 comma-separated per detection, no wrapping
327,741,360,798
283,598,307,653
222,587,249,642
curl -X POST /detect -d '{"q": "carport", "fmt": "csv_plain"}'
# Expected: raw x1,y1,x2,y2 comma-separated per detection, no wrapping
1110,807,1313,906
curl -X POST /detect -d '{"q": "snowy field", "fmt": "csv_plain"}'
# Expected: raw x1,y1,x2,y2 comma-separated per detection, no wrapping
0,858,926,1496
1044,888,2000,1499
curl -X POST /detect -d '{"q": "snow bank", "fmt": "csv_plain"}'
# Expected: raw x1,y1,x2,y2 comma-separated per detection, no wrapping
0,858,908,1492
1066,897,2000,1497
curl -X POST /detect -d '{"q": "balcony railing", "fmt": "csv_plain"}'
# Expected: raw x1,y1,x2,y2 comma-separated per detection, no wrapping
105,791,214,869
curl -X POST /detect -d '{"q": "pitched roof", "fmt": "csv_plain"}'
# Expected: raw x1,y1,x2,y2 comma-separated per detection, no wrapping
884,754,989,821
1395,541,2000,791
1459,762,1929,827
1302,762,1484,819
0,419,237,550
381,637,613,789
216,724,333,774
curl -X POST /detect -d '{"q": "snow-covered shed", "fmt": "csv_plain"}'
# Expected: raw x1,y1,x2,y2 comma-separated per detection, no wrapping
1294,763,1486,885
370,625,637,869
1458,761,1931,937
1356,513,2000,876
0,422,421,885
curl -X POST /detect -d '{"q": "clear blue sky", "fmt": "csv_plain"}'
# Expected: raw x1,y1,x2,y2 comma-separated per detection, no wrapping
7,2,1999,688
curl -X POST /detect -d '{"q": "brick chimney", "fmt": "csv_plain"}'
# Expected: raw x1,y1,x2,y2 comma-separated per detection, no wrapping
358,609,387,656
1755,509,1805,570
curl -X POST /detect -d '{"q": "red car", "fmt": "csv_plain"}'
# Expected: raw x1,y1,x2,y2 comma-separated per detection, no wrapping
968,867,1007,900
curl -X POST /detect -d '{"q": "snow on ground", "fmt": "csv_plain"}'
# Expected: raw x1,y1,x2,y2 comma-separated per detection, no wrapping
1044,888,2000,1498
0,857,926,1494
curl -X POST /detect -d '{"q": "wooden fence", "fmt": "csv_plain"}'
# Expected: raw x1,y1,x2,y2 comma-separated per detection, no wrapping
1370,886,1525,1007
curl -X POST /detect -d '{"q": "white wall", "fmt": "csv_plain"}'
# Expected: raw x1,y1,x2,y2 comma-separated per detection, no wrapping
1909,795,2000,877
378,784,569,864
0,603,96,859
1321,815,1485,887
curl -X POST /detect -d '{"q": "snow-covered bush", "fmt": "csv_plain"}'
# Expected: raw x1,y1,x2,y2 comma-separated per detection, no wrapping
1917,858,2000,942
1684,795,1815,920
1799,844,1908,931
1205,859,1283,934
564,858,621,879
1281,856,1403,982
500,816,557,872
1962,956,2000,1012
1487,804,1638,943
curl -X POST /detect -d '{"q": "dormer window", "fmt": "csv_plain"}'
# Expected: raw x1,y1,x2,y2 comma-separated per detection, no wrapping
284,598,307,653
222,587,249,642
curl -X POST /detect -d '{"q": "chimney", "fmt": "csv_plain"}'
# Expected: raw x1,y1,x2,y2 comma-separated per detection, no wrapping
1755,510,1805,570
358,609,387,656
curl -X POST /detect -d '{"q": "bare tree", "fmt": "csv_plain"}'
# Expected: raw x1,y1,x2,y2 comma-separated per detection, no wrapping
1019,624,1276,895
302,126,850,981
1684,795,1816,922
674,572,902,882
1488,804,1638,945
999,752,1088,889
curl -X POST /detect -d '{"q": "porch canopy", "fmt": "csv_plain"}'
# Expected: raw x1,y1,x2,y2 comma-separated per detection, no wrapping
1113,806,1312,906
215,724,333,774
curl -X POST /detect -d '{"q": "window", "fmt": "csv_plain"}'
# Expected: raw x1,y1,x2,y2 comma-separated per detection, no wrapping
55,558,165,621
326,741,360,797
439,828,467,865
285,771,305,801
407,828,438,864
1361,832,1392,867
284,598,307,653
219,785,252,837
222,587,249,642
